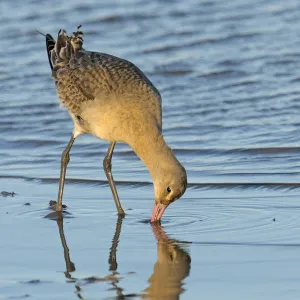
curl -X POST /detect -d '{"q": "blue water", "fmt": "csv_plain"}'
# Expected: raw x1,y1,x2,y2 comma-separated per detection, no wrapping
1,0,300,299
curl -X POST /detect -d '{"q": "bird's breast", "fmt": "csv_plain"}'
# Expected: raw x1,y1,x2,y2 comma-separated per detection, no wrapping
80,95,161,143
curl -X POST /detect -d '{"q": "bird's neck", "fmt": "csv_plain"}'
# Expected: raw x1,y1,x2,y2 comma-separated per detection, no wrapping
129,127,180,180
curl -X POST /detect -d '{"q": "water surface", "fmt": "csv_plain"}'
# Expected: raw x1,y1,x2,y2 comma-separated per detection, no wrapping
1,0,300,299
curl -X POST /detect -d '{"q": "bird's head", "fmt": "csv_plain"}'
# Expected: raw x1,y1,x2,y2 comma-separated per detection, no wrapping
151,164,187,222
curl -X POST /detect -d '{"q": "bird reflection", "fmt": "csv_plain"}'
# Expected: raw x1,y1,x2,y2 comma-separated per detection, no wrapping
55,216,76,280
54,215,128,298
55,216,191,299
143,224,191,299
55,216,83,299
107,215,126,297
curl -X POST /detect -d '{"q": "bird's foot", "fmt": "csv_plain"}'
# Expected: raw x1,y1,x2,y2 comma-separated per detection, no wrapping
44,200,71,220
117,208,125,216
48,200,67,210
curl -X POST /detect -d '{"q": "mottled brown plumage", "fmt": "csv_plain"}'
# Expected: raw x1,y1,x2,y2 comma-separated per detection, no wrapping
51,29,160,117
46,26,187,221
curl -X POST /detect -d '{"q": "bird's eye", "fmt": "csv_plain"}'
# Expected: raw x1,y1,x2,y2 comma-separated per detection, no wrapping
167,187,171,193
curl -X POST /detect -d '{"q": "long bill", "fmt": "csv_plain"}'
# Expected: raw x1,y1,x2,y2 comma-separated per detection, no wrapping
151,203,168,223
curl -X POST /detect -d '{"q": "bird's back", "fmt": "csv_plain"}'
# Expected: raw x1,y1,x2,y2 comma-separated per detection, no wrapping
46,27,162,125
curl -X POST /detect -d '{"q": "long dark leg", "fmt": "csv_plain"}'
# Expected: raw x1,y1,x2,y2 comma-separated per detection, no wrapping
57,134,76,212
103,142,125,215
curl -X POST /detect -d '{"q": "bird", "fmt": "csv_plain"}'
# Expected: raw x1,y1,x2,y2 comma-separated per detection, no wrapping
44,25,187,222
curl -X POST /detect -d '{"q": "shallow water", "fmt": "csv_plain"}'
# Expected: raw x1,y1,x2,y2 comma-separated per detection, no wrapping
1,0,300,299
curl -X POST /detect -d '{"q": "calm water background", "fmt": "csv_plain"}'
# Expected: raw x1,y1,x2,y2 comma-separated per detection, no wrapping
1,0,300,299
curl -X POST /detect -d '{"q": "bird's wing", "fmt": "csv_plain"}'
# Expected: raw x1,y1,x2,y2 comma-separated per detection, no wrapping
55,51,162,118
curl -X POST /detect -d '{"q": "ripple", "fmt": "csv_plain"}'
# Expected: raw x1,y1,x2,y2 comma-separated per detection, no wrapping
162,215,202,228
160,194,300,247
2,174,300,192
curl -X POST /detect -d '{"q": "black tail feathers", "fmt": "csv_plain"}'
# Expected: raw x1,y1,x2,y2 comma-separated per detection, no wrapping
46,34,55,70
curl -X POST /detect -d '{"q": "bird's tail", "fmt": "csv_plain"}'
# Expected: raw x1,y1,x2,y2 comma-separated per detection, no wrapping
44,25,84,71
46,34,55,70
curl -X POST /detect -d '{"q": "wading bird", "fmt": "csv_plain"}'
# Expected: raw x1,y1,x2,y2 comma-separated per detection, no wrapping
44,26,187,222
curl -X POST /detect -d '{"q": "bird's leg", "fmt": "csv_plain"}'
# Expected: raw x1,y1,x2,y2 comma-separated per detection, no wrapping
57,134,76,212
103,142,125,215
